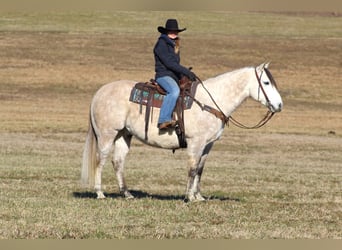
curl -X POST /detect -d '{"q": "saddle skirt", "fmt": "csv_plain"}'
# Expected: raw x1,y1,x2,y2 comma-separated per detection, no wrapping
129,80,198,109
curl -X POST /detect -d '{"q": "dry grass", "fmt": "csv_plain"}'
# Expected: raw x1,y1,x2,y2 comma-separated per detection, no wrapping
0,11,341,239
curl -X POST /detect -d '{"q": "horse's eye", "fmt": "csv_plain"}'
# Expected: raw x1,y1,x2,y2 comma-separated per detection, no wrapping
263,81,270,85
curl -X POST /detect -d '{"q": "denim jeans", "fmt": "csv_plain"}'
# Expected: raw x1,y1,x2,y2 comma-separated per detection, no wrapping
156,76,180,124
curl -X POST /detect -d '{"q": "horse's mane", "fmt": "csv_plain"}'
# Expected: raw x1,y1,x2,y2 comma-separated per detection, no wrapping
205,67,253,84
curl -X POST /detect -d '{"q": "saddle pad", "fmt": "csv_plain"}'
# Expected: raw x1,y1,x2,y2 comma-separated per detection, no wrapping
129,82,195,109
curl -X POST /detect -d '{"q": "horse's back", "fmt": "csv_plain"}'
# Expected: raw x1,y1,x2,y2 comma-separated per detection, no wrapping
93,80,135,99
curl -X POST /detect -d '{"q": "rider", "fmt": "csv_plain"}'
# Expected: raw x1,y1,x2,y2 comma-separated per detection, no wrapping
154,19,196,130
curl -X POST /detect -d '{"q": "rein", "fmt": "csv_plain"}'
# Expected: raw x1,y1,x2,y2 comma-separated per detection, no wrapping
191,67,275,129
188,76,230,125
229,110,274,129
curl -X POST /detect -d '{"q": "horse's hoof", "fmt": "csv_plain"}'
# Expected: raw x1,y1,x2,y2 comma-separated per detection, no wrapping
185,194,206,203
122,191,134,199
125,194,134,199
195,194,206,202
96,191,106,199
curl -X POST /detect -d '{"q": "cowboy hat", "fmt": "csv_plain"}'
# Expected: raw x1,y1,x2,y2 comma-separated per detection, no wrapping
157,19,186,34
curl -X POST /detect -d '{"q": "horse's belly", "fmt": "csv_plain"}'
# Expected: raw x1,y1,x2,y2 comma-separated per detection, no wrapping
130,128,180,149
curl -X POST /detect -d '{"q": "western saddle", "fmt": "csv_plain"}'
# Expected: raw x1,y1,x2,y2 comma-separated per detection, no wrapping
129,76,199,148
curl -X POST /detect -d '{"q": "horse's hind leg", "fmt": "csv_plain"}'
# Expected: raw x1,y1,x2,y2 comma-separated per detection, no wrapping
95,134,116,199
112,130,134,199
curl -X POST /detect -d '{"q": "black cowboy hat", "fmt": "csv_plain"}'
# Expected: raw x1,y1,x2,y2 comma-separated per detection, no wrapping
157,19,186,34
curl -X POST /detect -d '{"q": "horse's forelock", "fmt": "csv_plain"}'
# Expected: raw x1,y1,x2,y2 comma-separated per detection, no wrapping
264,68,278,89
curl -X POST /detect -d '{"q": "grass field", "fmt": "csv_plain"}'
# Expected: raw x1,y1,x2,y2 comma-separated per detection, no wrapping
0,11,341,239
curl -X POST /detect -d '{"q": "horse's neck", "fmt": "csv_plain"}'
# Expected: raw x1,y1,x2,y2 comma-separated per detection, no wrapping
200,68,252,115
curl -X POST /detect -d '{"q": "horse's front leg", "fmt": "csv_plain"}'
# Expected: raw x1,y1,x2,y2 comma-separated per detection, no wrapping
186,143,214,202
186,163,205,202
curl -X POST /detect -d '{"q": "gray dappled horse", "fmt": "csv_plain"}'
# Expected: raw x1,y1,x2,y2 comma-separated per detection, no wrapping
81,62,283,202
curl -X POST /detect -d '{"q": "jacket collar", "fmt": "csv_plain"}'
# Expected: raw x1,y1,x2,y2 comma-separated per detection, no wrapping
160,34,176,47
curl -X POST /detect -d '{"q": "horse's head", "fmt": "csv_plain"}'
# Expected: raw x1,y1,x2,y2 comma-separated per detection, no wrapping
251,62,283,113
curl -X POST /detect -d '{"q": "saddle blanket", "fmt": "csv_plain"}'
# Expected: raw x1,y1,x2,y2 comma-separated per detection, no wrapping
129,82,195,109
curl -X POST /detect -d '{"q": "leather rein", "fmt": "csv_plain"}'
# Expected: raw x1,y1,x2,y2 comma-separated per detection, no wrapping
190,67,275,129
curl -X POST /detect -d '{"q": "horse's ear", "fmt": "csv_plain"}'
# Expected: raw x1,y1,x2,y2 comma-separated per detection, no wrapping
256,62,266,72
256,62,270,72
264,61,270,68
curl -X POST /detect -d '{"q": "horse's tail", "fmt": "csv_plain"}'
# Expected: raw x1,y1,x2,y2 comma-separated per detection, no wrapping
81,111,98,187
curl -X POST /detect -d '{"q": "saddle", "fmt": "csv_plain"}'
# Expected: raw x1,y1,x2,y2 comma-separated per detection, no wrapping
129,76,199,148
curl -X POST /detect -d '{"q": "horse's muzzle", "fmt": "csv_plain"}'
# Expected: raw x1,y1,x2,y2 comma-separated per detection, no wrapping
268,102,283,113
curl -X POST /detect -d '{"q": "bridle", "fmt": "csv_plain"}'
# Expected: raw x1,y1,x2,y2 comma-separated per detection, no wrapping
229,67,275,129
255,67,271,107
192,66,276,129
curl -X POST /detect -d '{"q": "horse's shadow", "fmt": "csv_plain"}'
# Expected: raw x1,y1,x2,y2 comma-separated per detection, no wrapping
73,190,240,202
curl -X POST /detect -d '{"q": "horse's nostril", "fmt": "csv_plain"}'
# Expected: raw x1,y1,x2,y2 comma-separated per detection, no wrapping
278,103,283,111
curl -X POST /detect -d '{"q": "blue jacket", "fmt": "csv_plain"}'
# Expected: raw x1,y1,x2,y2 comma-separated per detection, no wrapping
154,34,192,82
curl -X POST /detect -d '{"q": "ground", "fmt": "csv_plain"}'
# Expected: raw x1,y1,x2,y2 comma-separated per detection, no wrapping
0,11,341,239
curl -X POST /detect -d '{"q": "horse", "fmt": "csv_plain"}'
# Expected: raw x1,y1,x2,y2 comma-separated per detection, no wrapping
81,62,283,202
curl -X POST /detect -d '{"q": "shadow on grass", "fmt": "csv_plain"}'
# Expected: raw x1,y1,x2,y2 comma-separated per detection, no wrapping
73,190,241,202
